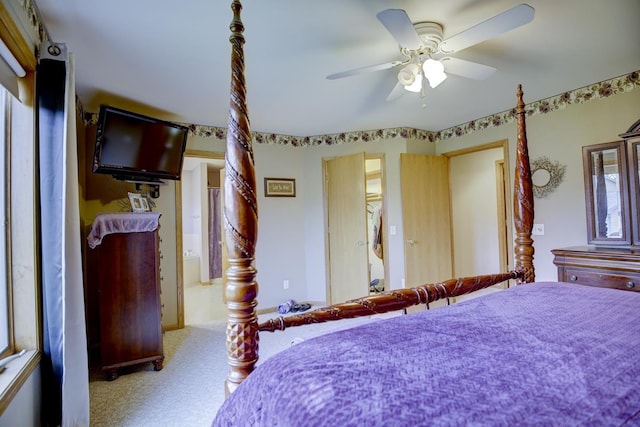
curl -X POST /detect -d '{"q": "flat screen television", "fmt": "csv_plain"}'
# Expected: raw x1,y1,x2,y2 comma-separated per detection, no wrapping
92,105,188,182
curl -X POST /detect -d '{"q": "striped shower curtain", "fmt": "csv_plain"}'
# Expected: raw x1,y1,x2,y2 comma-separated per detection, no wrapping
208,188,222,279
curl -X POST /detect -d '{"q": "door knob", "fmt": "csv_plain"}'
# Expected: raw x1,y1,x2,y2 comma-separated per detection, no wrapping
407,239,416,246
357,240,365,246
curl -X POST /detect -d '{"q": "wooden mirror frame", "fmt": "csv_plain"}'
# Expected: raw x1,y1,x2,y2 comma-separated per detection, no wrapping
621,118,640,247
582,140,631,245
628,140,640,246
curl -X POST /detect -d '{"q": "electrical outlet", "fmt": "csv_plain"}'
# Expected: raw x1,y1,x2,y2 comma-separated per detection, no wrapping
532,223,545,235
283,279,289,290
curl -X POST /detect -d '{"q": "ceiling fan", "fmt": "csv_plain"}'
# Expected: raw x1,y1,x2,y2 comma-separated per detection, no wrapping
327,4,535,100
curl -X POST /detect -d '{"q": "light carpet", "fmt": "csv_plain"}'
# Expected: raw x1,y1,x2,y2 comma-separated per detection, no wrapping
89,310,402,426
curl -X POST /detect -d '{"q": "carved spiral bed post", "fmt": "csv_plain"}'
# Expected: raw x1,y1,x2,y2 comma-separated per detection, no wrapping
224,0,259,395
513,84,535,283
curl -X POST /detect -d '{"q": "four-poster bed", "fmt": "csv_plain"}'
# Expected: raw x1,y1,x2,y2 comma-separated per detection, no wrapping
214,1,640,425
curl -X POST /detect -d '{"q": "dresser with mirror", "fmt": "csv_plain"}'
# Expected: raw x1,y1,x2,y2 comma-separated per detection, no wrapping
552,118,640,291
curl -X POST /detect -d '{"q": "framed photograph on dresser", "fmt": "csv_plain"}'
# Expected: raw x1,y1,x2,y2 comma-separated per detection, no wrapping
128,192,150,212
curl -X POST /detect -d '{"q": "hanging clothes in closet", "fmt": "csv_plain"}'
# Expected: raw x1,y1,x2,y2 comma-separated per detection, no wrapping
371,204,383,260
208,188,222,279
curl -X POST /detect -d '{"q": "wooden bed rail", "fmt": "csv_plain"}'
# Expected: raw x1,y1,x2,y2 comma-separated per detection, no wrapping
259,271,520,332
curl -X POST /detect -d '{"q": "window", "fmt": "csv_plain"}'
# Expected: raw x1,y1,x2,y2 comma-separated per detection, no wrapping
0,88,9,358
0,73,39,417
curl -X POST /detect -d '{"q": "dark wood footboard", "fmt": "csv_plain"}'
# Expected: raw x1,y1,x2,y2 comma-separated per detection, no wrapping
259,271,520,332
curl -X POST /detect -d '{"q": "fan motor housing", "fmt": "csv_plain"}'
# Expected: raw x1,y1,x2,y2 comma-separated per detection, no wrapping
413,22,444,53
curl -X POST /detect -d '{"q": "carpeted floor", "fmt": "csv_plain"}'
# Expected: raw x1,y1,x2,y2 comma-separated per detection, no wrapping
89,322,227,427
89,311,401,426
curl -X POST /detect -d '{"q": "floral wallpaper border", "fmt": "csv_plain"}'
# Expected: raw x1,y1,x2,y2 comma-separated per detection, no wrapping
187,70,638,146
20,0,48,45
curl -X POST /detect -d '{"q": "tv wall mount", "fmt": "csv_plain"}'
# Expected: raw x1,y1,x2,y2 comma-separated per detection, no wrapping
113,175,164,198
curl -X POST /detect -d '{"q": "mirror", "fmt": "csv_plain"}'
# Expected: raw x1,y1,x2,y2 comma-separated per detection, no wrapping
582,140,631,245
627,139,640,245
366,157,385,294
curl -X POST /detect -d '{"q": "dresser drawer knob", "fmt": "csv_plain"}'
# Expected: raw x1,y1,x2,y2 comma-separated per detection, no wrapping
626,281,635,289
570,275,578,282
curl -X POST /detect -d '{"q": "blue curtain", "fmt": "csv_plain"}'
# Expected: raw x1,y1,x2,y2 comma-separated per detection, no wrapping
36,44,89,427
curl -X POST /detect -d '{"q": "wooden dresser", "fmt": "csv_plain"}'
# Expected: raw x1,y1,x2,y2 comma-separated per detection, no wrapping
88,212,165,380
552,246,640,292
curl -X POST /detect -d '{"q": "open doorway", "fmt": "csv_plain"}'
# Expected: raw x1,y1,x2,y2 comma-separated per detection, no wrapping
323,152,388,304
179,150,226,325
444,140,511,300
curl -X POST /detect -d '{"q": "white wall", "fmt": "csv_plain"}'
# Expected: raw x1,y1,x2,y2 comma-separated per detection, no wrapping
0,367,40,427
449,147,503,276
181,167,200,256
184,89,639,306
250,143,307,308
436,89,640,281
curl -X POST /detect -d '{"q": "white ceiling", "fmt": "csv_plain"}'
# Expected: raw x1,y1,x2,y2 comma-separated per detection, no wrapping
35,0,640,137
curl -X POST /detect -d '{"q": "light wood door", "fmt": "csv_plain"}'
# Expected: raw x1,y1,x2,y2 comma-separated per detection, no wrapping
326,153,369,303
400,154,452,287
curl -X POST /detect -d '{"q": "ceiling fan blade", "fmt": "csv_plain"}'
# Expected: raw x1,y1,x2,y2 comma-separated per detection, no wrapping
327,60,402,80
441,57,496,80
376,9,423,50
439,4,535,54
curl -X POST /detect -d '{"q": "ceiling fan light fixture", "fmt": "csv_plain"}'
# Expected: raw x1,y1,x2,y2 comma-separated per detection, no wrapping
423,59,447,88
397,63,419,86
426,70,447,88
404,75,422,92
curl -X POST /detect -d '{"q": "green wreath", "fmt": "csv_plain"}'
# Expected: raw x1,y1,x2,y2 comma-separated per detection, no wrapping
531,156,566,198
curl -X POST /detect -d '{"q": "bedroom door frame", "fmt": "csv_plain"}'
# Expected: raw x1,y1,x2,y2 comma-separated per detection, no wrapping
365,155,389,294
442,139,512,282
322,152,388,304
176,149,225,327
323,153,368,304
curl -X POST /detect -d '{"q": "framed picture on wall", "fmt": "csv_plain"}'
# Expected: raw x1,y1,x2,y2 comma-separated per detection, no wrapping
264,177,296,197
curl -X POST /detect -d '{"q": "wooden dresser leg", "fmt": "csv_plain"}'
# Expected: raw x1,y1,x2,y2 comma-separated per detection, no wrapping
104,369,118,381
153,357,164,371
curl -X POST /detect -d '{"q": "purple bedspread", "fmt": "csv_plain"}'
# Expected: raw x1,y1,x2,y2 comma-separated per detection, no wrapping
213,282,640,426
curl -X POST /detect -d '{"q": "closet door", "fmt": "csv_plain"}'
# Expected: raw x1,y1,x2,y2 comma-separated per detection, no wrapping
400,154,452,288
325,153,369,303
